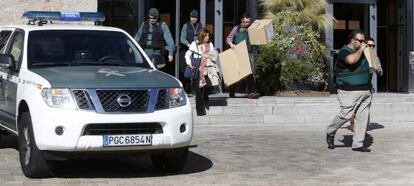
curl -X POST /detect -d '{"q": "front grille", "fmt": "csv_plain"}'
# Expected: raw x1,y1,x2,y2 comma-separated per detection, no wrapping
155,89,168,110
83,123,163,135
96,90,149,112
72,90,94,110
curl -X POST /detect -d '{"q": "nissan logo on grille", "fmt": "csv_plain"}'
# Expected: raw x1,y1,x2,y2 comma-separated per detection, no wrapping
117,94,132,108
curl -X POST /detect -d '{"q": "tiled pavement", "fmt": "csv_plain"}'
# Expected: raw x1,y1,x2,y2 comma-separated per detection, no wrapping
0,123,414,185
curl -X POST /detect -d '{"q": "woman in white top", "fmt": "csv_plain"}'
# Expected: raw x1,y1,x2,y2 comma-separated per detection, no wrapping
185,28,216,116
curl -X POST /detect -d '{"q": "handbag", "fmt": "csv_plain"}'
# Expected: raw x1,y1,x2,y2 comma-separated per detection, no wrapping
184,42,201,80
184,57,200,80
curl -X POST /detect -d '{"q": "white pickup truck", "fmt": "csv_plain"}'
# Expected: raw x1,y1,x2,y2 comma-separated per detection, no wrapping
0,11,193,178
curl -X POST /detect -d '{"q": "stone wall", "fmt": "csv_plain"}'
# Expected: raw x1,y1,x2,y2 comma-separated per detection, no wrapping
0,0,97,25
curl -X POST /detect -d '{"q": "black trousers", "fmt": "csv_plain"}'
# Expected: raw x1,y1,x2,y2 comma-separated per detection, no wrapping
192,76,210,115
229,74,255,96
229,52,256,96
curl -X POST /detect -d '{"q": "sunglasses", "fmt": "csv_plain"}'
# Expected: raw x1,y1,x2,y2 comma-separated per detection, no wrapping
367,44,376,48
353,38,365,43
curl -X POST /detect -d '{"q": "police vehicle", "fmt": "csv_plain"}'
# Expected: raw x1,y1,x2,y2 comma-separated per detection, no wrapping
0,11,193,178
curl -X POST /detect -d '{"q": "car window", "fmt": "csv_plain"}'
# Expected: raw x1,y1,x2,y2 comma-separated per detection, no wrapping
8,31,24,66
28,30,149,68
0,30,13,54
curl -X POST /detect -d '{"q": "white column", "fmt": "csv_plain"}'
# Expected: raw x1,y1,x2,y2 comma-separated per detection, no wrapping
370,3,378,92
200,0,206,27
214,0,223,52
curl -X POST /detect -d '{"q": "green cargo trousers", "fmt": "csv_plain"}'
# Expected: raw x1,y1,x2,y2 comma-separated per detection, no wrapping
326,89,372,149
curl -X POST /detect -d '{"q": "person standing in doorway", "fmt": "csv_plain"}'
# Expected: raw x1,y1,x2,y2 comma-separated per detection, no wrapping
366,37,383,92
134,8,175,69
181,10,202,49
185,28,216,116
226,12,259,99
180,10,202,95
326,30,374,152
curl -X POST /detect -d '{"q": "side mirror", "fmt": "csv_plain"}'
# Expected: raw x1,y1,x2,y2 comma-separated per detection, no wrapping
0,54,16,71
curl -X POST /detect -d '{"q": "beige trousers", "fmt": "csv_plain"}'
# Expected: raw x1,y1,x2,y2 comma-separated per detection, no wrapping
326,89,372,149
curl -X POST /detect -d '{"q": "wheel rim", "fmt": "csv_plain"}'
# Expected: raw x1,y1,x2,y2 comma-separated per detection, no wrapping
22,125,31,165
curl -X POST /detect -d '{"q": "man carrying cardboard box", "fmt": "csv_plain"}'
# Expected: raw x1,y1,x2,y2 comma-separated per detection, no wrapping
226,12,259,99
348,37,383,132
326,30,382,153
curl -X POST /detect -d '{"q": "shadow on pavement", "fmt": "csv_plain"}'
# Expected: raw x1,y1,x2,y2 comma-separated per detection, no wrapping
0,134,18,150
367,122,384,131
0,134,213,178
336,122,382,148
52,150,213,178
337,133,374,148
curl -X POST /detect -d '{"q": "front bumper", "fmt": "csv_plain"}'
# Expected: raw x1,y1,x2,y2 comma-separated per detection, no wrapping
30,102,193,152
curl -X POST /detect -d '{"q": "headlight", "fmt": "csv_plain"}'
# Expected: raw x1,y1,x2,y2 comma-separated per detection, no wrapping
168,88,186,108
41,88,76,109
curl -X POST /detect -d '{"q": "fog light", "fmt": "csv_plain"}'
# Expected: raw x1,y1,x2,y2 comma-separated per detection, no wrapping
55,126,64,136
180,123,186,133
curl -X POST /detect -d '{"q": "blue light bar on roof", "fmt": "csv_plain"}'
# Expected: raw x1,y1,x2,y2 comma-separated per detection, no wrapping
22,11,105,22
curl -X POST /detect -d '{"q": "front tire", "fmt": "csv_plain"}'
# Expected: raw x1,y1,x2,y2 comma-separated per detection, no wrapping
18,112,51,178
151,147,189,173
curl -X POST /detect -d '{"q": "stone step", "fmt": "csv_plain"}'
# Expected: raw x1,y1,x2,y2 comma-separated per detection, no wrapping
194,112,414,125
190,93,414,125
191,102,414,115
189,94,414,106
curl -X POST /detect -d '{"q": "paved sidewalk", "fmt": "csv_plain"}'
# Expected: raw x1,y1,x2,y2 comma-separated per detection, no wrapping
0,123,413,185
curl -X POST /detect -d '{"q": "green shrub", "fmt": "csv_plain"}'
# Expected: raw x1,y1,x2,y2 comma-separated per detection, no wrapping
255,10,328,95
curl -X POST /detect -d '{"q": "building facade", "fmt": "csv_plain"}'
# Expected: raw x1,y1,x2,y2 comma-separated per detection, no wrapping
326,0,414,93
1,0,414,93
97,0,257,78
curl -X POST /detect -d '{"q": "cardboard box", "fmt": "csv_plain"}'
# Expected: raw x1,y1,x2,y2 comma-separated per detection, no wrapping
248,19,274,45
364,47,381,72
218,41,252,87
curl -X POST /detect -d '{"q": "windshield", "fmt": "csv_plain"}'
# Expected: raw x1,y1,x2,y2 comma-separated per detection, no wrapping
28,30,150,68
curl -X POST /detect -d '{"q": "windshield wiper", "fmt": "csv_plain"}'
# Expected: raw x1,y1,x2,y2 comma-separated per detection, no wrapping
76,61,138,67
100,61,136,66
31,62,78,67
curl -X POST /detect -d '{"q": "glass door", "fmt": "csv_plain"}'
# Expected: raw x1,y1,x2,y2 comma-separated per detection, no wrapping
377,0,407,92
326,1,377,93
333,4,370,49
98,0,139,35
222,0,247,50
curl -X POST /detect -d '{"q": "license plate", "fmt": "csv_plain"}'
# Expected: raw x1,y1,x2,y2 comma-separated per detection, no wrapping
103,134,152,147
